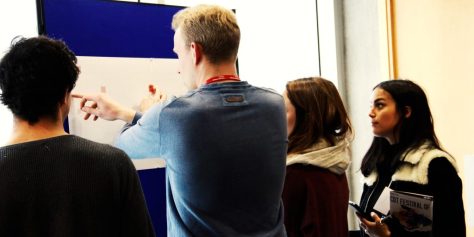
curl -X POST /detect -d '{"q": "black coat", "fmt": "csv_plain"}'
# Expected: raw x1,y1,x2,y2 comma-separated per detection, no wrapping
359,146,465,237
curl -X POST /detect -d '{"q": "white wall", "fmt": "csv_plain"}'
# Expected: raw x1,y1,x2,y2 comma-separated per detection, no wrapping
159,0,322,93
343,0,390,230
0,1,37,145
394,1,474,235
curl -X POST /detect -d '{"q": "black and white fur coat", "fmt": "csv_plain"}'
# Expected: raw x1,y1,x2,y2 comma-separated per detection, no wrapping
360,143,466,237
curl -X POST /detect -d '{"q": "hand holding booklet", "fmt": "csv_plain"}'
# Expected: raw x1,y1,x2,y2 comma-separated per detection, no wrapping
390,190,433,232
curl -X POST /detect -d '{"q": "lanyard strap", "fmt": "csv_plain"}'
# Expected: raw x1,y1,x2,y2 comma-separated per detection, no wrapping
205,75,240,85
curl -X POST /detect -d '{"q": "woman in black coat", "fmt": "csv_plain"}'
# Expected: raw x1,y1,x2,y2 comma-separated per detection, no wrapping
357,80,465,237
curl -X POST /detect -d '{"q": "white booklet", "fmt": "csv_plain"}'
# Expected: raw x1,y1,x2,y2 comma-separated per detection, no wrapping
373,187,392,215
390,190,433,232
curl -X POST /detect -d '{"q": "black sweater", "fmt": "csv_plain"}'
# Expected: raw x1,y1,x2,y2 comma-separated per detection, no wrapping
0,135,155,237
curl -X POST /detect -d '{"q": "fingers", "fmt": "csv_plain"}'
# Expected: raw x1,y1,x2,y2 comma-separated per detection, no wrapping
72,94,87,110
71,93,83,98
72,93,99,103
359,213,390,237
73,93,99,111
370,212,382,222
72,93,102,121
154,87,167,102
72,90,130,122
79,97,88,110
357,213,370,226
156,88,163,98
160,93,167,102
359,223,370,235
81,102,99,120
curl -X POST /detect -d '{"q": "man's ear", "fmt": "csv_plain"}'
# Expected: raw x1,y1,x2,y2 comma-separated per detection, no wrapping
190,42,202,65
57,91,71,121
62,91,70,105
404,106,412,118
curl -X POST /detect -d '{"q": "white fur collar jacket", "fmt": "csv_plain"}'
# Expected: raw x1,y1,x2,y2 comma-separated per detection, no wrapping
360,142,465,237
363,142,458,186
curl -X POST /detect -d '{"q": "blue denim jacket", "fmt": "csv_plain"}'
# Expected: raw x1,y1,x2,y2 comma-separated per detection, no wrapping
116,81,288,237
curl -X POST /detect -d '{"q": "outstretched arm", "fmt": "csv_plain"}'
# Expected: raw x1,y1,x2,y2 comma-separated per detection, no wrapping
72,93,136,123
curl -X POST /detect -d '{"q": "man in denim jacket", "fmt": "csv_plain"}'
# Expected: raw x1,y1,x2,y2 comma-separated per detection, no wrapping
75,5,287,237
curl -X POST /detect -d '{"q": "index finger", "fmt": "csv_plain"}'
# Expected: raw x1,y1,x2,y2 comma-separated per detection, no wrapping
370,212,382,222
71,93,99,109
71,93,84,99
357,213,373,226
71,93,99,102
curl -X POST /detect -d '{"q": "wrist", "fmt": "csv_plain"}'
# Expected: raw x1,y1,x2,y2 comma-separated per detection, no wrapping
119,107,136,123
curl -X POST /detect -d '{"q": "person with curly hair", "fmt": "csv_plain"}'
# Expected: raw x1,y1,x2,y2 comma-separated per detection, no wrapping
0,36,154,236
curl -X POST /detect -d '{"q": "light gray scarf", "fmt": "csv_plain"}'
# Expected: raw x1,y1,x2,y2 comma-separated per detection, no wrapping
286,138,351,175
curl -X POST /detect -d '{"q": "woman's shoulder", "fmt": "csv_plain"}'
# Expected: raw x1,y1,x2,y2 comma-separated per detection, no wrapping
402,144,455,167
393,144,458,185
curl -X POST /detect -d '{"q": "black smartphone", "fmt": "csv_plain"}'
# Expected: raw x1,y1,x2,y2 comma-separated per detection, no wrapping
348,201,372,220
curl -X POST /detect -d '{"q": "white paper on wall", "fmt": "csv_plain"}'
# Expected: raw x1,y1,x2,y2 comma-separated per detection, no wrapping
69,56,187,145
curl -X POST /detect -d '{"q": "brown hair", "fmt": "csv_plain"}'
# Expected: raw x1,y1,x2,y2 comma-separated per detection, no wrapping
286,77,352,154
171,4,240,64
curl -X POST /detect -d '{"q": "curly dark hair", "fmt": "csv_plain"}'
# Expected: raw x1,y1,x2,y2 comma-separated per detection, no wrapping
0,36,79,124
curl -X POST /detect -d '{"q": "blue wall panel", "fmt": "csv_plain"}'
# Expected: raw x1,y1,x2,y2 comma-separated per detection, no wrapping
41,0,182,58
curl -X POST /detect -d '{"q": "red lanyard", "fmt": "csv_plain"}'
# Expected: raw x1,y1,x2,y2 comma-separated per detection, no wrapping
205,75,240,85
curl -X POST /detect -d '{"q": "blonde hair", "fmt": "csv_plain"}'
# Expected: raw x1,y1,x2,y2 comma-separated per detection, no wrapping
172,5,240,64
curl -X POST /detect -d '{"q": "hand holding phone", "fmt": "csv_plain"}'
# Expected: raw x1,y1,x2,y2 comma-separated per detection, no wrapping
348,201,372,220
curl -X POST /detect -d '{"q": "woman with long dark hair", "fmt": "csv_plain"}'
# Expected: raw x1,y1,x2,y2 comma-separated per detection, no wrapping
357,79,465,237
282,77,352,237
